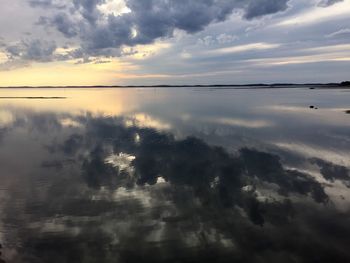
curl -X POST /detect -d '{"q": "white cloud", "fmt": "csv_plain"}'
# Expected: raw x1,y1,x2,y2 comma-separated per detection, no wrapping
213,117,273,128
97,0,131,17
250,51,350,66
208,42,280,55
198,33,238,46
326,28,350,38
277,0,350,26
274,142,350,166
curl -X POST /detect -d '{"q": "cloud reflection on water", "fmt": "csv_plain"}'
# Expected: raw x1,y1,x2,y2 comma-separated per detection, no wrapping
0,109,349,263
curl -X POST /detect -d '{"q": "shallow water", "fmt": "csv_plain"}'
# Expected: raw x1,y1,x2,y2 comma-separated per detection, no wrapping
0,87,349,262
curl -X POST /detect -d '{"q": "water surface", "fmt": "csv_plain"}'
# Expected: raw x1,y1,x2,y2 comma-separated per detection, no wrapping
0,87,349,262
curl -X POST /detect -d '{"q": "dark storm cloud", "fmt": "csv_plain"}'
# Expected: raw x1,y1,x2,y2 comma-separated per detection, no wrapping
28,0,67,9
1,0,349,79
22,40,57,61
5,39,57,62
28,0,55,8
28,0,293,60
244,0,289,20
50,13,79,38
318,0,344,7
73,0,106,24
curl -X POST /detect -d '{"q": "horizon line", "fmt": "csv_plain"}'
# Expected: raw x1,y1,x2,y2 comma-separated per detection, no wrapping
0,81,349,89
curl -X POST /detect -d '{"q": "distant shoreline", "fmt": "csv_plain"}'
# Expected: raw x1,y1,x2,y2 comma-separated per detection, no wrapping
0,82,349,89
0,97,67,99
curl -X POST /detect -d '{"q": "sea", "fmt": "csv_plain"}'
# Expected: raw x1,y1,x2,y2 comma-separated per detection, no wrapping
0,86,349,262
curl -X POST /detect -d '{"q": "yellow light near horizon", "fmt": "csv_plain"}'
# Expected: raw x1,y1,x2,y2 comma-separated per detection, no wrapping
0,38,173,87
122,42,171,60
0,87,169,121
0,59,137,87
0,88,133,117
0,52,7,63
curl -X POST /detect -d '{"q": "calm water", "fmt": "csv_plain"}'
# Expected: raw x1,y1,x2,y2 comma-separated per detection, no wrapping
0,87,349,263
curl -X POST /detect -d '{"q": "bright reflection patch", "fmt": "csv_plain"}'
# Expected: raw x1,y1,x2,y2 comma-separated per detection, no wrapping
105,152,136,173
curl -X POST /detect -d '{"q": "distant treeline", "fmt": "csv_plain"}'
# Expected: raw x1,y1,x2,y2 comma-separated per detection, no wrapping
0,81,350,89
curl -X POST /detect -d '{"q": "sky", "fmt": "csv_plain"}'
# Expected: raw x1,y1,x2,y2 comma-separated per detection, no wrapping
0,0,349,86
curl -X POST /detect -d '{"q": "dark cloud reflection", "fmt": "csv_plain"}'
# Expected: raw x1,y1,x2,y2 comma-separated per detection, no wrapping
311,158,350,187
0,111,349,263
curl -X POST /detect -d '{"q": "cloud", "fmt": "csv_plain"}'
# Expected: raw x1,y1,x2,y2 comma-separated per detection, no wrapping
73,0,106,24
311,158,350,184
2,110,350,262
326,28,350,38
26,0,292,61
318,0,344,7
1,0,349,80
5,39,57,62
244,0,289,20
207,42,280,55
28,0,67,9
198,33,238,46
278,0,350,26
49,13,79,38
